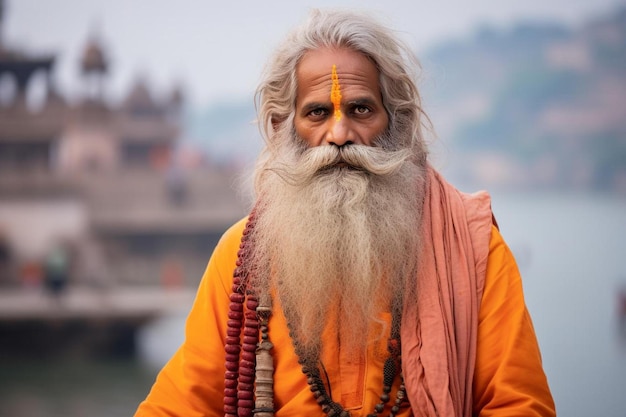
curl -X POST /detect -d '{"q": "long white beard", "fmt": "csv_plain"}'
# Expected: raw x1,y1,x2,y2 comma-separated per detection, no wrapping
249,127,426,359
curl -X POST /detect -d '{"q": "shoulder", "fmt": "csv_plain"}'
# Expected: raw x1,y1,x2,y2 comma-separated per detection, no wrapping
201,217,249,291
219,217,249,246
483,225,522,292
461,189,495,278
213,217,249,256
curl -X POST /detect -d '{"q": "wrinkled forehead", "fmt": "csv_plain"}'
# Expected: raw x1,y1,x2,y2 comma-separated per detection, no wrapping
295,47,383,101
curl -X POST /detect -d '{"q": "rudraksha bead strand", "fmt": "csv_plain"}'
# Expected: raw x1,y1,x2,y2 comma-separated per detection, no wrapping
387,307,407,416
389,376,406,417
286,306,404,417
237,294,260,417
224,289,245,417
224,208,409,416
284,315,350,417
223,213,256,417
368,355,398,415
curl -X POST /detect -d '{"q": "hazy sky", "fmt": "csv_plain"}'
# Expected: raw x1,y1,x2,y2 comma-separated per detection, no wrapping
3,0,624,107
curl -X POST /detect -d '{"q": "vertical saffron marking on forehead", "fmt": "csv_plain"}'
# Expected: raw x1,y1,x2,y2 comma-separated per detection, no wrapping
331,64,342,121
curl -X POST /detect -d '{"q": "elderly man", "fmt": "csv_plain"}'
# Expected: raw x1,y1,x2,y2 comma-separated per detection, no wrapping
135,9,555,417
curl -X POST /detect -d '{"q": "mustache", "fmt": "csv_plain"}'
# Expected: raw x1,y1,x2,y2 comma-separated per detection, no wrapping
300,145,409,175
271,144,413,186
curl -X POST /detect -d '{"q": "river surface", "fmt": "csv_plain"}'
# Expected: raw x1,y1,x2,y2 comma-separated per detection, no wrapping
1,192,625,417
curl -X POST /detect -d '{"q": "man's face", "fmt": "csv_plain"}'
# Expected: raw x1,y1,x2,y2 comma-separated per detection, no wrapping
294,47,389,148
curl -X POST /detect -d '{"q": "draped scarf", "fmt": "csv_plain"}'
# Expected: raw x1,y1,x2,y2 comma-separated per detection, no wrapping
401,167,494,417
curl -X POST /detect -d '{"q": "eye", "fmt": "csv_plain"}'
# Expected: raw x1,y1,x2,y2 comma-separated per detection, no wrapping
307,107,329,120
350,104,373,118
353,105,371,115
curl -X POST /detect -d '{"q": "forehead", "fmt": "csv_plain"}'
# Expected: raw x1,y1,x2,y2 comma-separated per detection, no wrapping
296,47,382,102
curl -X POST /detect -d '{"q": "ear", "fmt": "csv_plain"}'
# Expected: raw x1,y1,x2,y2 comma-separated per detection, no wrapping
271,116,286,132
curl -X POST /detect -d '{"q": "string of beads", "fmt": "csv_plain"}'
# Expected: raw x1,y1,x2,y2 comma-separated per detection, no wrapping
285,309,407,417
224,212,407,416
224,213,257,417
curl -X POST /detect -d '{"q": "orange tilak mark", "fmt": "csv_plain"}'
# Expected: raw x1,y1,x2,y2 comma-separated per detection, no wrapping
331,64,342,121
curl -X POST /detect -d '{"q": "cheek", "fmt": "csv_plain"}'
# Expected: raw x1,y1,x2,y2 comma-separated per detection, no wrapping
294,119,305,137
293,119,307,139
294,120,317,146
368,115,389,140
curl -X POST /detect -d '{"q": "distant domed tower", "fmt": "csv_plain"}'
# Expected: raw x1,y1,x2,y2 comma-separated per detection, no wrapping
80,34,108,102
122,78,157,115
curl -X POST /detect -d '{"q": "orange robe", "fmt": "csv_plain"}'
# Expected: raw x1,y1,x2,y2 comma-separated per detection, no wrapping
135,220,555,416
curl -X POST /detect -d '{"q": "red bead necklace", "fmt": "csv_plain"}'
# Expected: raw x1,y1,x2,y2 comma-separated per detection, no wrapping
223,213,408,416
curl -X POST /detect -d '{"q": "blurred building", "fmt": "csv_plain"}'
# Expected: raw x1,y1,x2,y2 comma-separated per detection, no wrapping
0,4,246,290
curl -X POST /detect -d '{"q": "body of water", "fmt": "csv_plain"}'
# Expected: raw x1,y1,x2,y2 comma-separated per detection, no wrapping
1,192,625,416
490,191,626,417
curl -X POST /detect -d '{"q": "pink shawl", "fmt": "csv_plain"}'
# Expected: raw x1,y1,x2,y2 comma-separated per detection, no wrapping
401,167,494,417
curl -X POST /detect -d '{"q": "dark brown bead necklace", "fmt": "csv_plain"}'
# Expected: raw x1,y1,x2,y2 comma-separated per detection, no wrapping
223,213,408,416
285,307,407,417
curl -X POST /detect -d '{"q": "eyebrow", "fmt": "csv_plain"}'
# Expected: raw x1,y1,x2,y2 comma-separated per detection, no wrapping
300,101,331,115
345,97,378,107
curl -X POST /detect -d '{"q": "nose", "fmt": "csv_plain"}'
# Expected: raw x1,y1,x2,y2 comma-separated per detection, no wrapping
325,117,354,147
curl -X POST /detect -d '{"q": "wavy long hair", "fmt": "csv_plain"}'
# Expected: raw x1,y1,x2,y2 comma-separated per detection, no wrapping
254,8,430,191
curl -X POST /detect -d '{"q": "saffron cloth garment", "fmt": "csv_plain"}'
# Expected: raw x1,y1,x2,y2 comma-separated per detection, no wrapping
135,172,555,417
134,228,555,416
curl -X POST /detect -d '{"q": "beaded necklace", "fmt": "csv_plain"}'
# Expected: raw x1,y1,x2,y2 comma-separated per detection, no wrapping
223,214,408,417
286,307,407,417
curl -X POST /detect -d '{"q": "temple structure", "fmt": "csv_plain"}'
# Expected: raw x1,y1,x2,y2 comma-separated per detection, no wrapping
0,1,246,291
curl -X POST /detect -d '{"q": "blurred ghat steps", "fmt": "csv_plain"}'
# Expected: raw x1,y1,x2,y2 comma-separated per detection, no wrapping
0,165,246,356
0,287,195,357
0,287,194,321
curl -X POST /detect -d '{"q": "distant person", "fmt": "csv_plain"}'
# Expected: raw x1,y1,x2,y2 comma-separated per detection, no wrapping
44,245,69,297
135,9,555,417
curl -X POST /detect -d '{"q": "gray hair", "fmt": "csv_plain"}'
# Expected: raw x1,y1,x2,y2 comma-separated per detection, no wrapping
255,8,429,160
